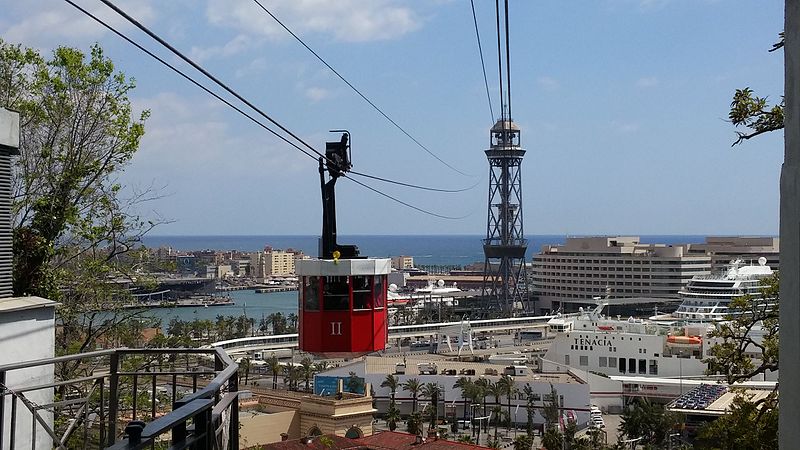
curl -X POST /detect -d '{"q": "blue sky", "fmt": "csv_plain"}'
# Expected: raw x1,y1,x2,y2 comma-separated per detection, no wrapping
1,0,785,236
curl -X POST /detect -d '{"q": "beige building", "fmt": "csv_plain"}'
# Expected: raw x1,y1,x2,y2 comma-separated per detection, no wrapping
240,386,375,447
686,236,779,271
532,236,711,312
250,250,300,279
390,255,414,270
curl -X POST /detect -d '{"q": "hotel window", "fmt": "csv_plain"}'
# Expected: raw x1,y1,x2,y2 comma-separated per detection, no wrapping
599,356,607,367
580,356,588,366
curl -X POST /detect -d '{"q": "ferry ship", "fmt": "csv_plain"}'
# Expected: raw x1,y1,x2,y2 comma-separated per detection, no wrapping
654,258,773,323
543,302,713,378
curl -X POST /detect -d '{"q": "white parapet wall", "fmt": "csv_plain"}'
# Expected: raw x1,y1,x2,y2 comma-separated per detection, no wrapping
0,297,57,450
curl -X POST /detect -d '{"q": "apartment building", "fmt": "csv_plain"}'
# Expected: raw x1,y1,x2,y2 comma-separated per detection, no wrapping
532,236,711,313
250,250,300,279
390,255,414,270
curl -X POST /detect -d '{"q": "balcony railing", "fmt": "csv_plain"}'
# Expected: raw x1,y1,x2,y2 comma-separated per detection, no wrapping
0,347,239,449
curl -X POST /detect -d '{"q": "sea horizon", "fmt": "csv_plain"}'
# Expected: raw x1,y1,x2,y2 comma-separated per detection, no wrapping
138,234,742,267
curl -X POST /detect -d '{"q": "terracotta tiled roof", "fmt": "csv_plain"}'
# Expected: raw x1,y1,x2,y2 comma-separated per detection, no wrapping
356,431,489,449
262,435,363,450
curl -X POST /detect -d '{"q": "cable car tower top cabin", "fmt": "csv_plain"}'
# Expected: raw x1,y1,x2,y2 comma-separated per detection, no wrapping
297,132,390,358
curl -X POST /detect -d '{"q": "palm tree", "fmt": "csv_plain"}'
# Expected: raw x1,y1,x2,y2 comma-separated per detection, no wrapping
402,378,421,413
421,383,442,430
385,402,401,431
239,357,252,385
381,374,400,404
453,377,474,428
287,313,299,332
299,356,316,392
474,378,490,422
490,405,507,440
266,354,281,389
498,374,516,428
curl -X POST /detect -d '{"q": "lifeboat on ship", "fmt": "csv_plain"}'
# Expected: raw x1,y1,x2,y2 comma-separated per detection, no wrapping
597,325,614,331
666,335,702,347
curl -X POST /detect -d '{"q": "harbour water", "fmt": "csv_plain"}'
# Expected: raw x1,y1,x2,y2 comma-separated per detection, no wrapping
143,290,297,328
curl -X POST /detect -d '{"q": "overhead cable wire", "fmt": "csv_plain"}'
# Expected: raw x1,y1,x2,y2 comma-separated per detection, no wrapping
250,0,473,178
495,0,505,120
342,175,470,220
470,0,495,123
348,171,480,193
62,0,319,163
504,0,512,120
63,0,470,216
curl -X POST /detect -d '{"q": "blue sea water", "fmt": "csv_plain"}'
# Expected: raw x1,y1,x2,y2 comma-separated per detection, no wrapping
140,234,709,328
141,234,708,267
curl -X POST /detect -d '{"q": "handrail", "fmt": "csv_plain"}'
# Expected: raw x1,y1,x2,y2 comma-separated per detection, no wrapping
0,346,239,449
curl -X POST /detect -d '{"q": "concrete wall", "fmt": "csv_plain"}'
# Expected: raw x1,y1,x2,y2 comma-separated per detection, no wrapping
240,410,300,447
0,300,56,450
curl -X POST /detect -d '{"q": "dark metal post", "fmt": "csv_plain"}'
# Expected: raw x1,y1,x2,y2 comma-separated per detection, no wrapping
151,373,157,420
98,377,105,446
9,395,16,449
229,369,239,450
106,353,120,447
132,375,138,420
0,370,5,447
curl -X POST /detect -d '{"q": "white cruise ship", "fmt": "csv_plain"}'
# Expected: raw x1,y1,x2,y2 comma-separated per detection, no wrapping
660,258,773,323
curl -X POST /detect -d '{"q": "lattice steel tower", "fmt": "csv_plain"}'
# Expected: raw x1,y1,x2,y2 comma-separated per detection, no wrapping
482,118,529,314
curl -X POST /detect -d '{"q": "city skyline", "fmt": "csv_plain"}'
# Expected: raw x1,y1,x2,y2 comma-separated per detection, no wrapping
1,0,785,236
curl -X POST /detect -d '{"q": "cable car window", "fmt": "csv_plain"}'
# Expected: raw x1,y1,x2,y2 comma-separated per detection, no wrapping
303,276,320,311
352,276,373,310
323,276,349,310
373,276,385,308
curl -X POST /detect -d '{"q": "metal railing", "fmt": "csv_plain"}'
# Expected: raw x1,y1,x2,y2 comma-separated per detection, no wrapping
0,347,238,449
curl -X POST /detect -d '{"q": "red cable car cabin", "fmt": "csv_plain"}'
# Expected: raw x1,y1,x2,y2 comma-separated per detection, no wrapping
297,258,390,358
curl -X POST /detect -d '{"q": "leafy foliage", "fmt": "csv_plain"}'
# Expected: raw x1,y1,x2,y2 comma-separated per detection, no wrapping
1,40,166,380
618,398,680,447
728,33,785,146
696,390,778,450
705,273,779,383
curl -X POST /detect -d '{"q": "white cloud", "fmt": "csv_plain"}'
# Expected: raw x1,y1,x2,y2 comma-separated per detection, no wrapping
636,76,659,88
189,34,258,62
3,0,155,46
205,0,421,43
537,76,560,91
304,87,330,102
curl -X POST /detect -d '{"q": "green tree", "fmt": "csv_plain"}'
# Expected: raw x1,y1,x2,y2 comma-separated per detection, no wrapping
406,411,423,435
522,383,536,437
705,273,779,382
385,401,401,431
1,41,165,393
513,434,533,450
498,374,516,428
299,356,317,392
403,378,421,413
421,382,442,430
696,391,778,450
618,398,679,448
266,354,281,389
